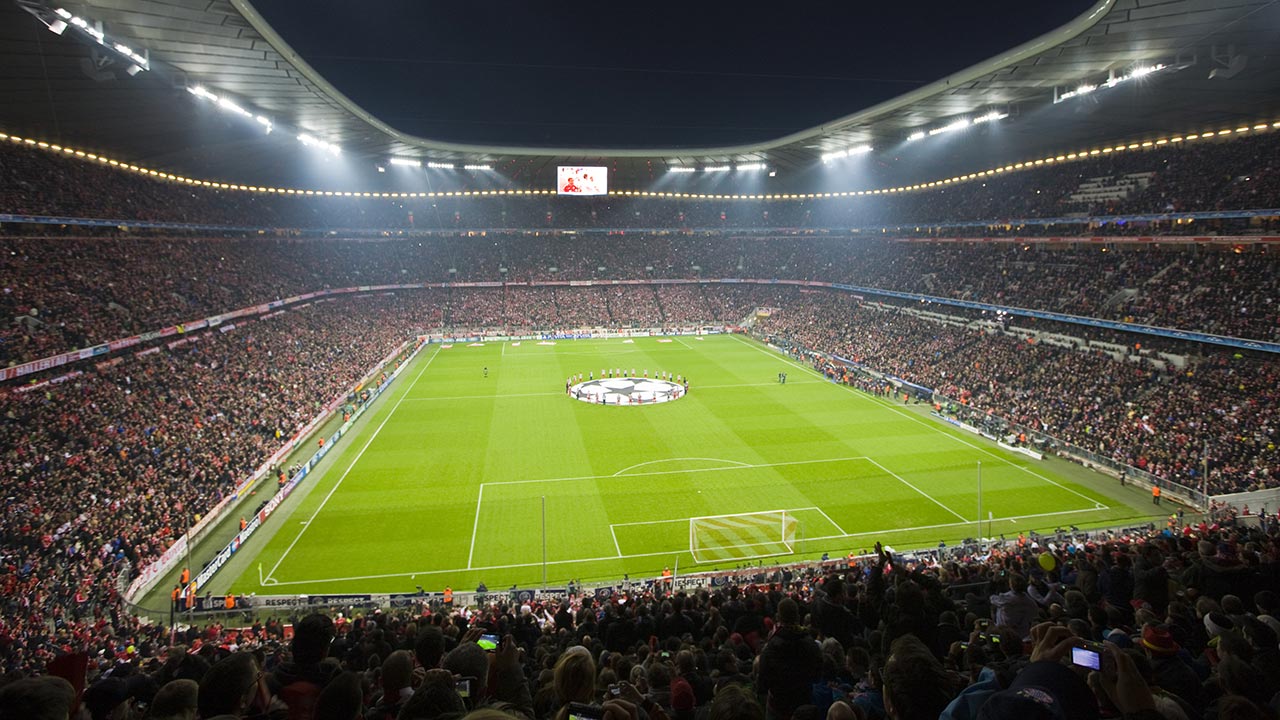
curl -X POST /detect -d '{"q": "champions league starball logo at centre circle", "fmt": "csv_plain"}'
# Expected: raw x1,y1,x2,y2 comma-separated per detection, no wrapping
570,377,685,406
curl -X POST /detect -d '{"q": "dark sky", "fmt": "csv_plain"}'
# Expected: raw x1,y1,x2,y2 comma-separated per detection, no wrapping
257,1,1098,149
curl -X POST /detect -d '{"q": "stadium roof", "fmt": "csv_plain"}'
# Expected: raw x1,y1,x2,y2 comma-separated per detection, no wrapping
2,0,1280,191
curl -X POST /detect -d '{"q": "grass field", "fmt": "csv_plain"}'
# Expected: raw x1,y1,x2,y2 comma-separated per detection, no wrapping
230,334,1157,595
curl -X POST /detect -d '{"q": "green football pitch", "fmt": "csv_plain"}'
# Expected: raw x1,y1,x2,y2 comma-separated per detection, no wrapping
231,334,1156,595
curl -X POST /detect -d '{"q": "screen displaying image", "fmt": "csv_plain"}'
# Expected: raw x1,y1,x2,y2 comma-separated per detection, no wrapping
558,166,607,195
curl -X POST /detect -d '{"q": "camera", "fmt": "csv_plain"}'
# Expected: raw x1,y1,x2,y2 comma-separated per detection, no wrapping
1071,642,1103,671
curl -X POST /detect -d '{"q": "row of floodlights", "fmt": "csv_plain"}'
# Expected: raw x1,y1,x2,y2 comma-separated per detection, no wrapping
386,157,492,171
45,7,148,75
820,145,873,164
668,163,770,173
187,85,343,156
907,111,1008,143
4,118,1278,201
187,87,273,134
1055,65,1166,103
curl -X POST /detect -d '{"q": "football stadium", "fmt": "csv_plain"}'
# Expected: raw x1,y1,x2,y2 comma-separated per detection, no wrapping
1,0,1279,717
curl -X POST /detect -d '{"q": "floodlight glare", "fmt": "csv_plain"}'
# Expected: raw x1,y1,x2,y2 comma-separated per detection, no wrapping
298,133,341,155
736,163,767,172
668,167,697,173
426,161,456,169
389,157,421,167
820,144,872,163
929,118,970,136
703,166,731,173
973,111,1008,124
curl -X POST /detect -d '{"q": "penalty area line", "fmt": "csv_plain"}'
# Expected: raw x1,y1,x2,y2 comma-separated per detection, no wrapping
483,455,870,487
260,505,1111,587
262,346,441,585
728,334,1106,508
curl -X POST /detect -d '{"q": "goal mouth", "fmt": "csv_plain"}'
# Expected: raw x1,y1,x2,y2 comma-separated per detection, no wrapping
690,510,798,563
570,378,684,406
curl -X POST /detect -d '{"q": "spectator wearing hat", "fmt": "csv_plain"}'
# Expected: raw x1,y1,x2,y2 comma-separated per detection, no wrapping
976,658,1099,720
1137,624,1202,711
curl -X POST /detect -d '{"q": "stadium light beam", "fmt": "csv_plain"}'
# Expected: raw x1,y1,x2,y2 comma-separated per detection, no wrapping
1055,63,1167,103
389,157,421,168
298,133,341,155
821,144,872,163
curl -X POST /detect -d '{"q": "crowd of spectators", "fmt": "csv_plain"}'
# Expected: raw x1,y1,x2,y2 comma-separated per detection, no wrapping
756,291,1276,496
3,515,1279,720
2,235,1277,368
1,126,1279,716
3,128,1279,235
0,294,440,676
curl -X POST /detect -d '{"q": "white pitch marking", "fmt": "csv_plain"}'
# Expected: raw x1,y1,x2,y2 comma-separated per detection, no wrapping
813,506,849,536
729,334,1109,509
610,525,623,557
263,346,441,584
863,457,969,522
611,506,821,528
484,455,869,487
257,505,1110,588
612,457,753,476
467,483,485,569
672,336,694,349
400,380,820,403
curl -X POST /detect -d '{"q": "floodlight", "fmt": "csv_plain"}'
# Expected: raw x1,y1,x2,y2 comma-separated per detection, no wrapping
389,157,421,167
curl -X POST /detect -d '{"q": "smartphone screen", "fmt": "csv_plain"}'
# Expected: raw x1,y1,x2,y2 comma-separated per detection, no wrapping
456,678,471,698
1071,646,1101,670
477,634,500,651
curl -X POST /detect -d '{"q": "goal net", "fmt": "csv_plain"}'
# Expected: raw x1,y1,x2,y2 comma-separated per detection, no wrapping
689,510,798,563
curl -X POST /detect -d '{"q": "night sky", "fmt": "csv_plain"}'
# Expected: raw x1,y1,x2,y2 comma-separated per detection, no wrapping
256,0,1098,149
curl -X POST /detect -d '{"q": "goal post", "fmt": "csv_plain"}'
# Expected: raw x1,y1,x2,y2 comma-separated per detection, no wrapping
689,509,799,563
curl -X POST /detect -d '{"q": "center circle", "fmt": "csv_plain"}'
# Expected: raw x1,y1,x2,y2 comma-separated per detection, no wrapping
570,377,686,406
